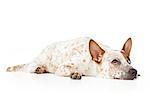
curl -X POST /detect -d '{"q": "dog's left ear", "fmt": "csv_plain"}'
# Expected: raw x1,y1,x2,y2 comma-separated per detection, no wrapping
121,38,132,57
89,39,105,63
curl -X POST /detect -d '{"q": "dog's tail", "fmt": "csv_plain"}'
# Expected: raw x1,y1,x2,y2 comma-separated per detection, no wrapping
6,64,26,72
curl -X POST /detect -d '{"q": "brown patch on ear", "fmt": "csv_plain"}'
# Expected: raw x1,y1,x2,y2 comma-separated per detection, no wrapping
121,51,131,64
89,39,105,63
122,38,132,57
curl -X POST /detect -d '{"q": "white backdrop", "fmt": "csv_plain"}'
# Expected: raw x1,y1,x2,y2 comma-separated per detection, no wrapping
0,0,149,100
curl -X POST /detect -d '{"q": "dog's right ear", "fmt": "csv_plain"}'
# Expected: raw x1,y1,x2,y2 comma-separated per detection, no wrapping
89,39,105,63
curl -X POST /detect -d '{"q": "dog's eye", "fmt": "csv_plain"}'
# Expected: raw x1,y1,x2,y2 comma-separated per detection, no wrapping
111,59,121,65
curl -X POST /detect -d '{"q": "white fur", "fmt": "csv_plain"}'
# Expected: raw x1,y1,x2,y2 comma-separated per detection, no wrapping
23,37,100,76
10,37,134,79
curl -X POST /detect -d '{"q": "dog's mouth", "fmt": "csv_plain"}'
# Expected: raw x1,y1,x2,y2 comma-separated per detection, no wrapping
113,77,121,80
113,77,136,80
113,74,140,80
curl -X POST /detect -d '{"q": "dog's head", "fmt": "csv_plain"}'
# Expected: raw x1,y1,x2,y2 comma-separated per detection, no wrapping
89,38,138,80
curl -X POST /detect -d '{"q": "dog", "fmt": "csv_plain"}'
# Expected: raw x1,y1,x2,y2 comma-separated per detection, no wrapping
6,37,138,80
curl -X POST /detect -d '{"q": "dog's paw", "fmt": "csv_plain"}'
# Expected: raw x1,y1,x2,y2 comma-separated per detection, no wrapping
34,66,49,74
70,72,82,80
6,67,14,72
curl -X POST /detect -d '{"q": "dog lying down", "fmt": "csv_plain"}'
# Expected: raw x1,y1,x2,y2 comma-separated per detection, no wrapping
7,37,139,80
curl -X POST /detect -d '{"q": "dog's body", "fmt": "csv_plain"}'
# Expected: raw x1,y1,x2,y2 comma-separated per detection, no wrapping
7,37,138,80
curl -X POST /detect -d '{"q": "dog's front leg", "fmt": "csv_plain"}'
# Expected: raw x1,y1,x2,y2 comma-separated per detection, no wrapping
55,64,82,80
70,72,82,80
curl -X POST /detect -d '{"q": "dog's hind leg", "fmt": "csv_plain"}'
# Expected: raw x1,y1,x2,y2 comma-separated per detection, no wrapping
34,65,49,74
6,63,50,74
6,64,26,72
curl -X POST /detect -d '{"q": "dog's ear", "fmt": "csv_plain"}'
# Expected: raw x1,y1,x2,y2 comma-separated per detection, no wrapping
89,39,105,63
121,38,132,57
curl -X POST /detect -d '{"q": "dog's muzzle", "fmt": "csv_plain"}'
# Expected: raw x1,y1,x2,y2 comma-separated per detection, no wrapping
113,68,139,80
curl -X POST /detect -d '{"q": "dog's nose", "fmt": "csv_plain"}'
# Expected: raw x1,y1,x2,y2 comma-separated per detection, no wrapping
128,68,137,79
